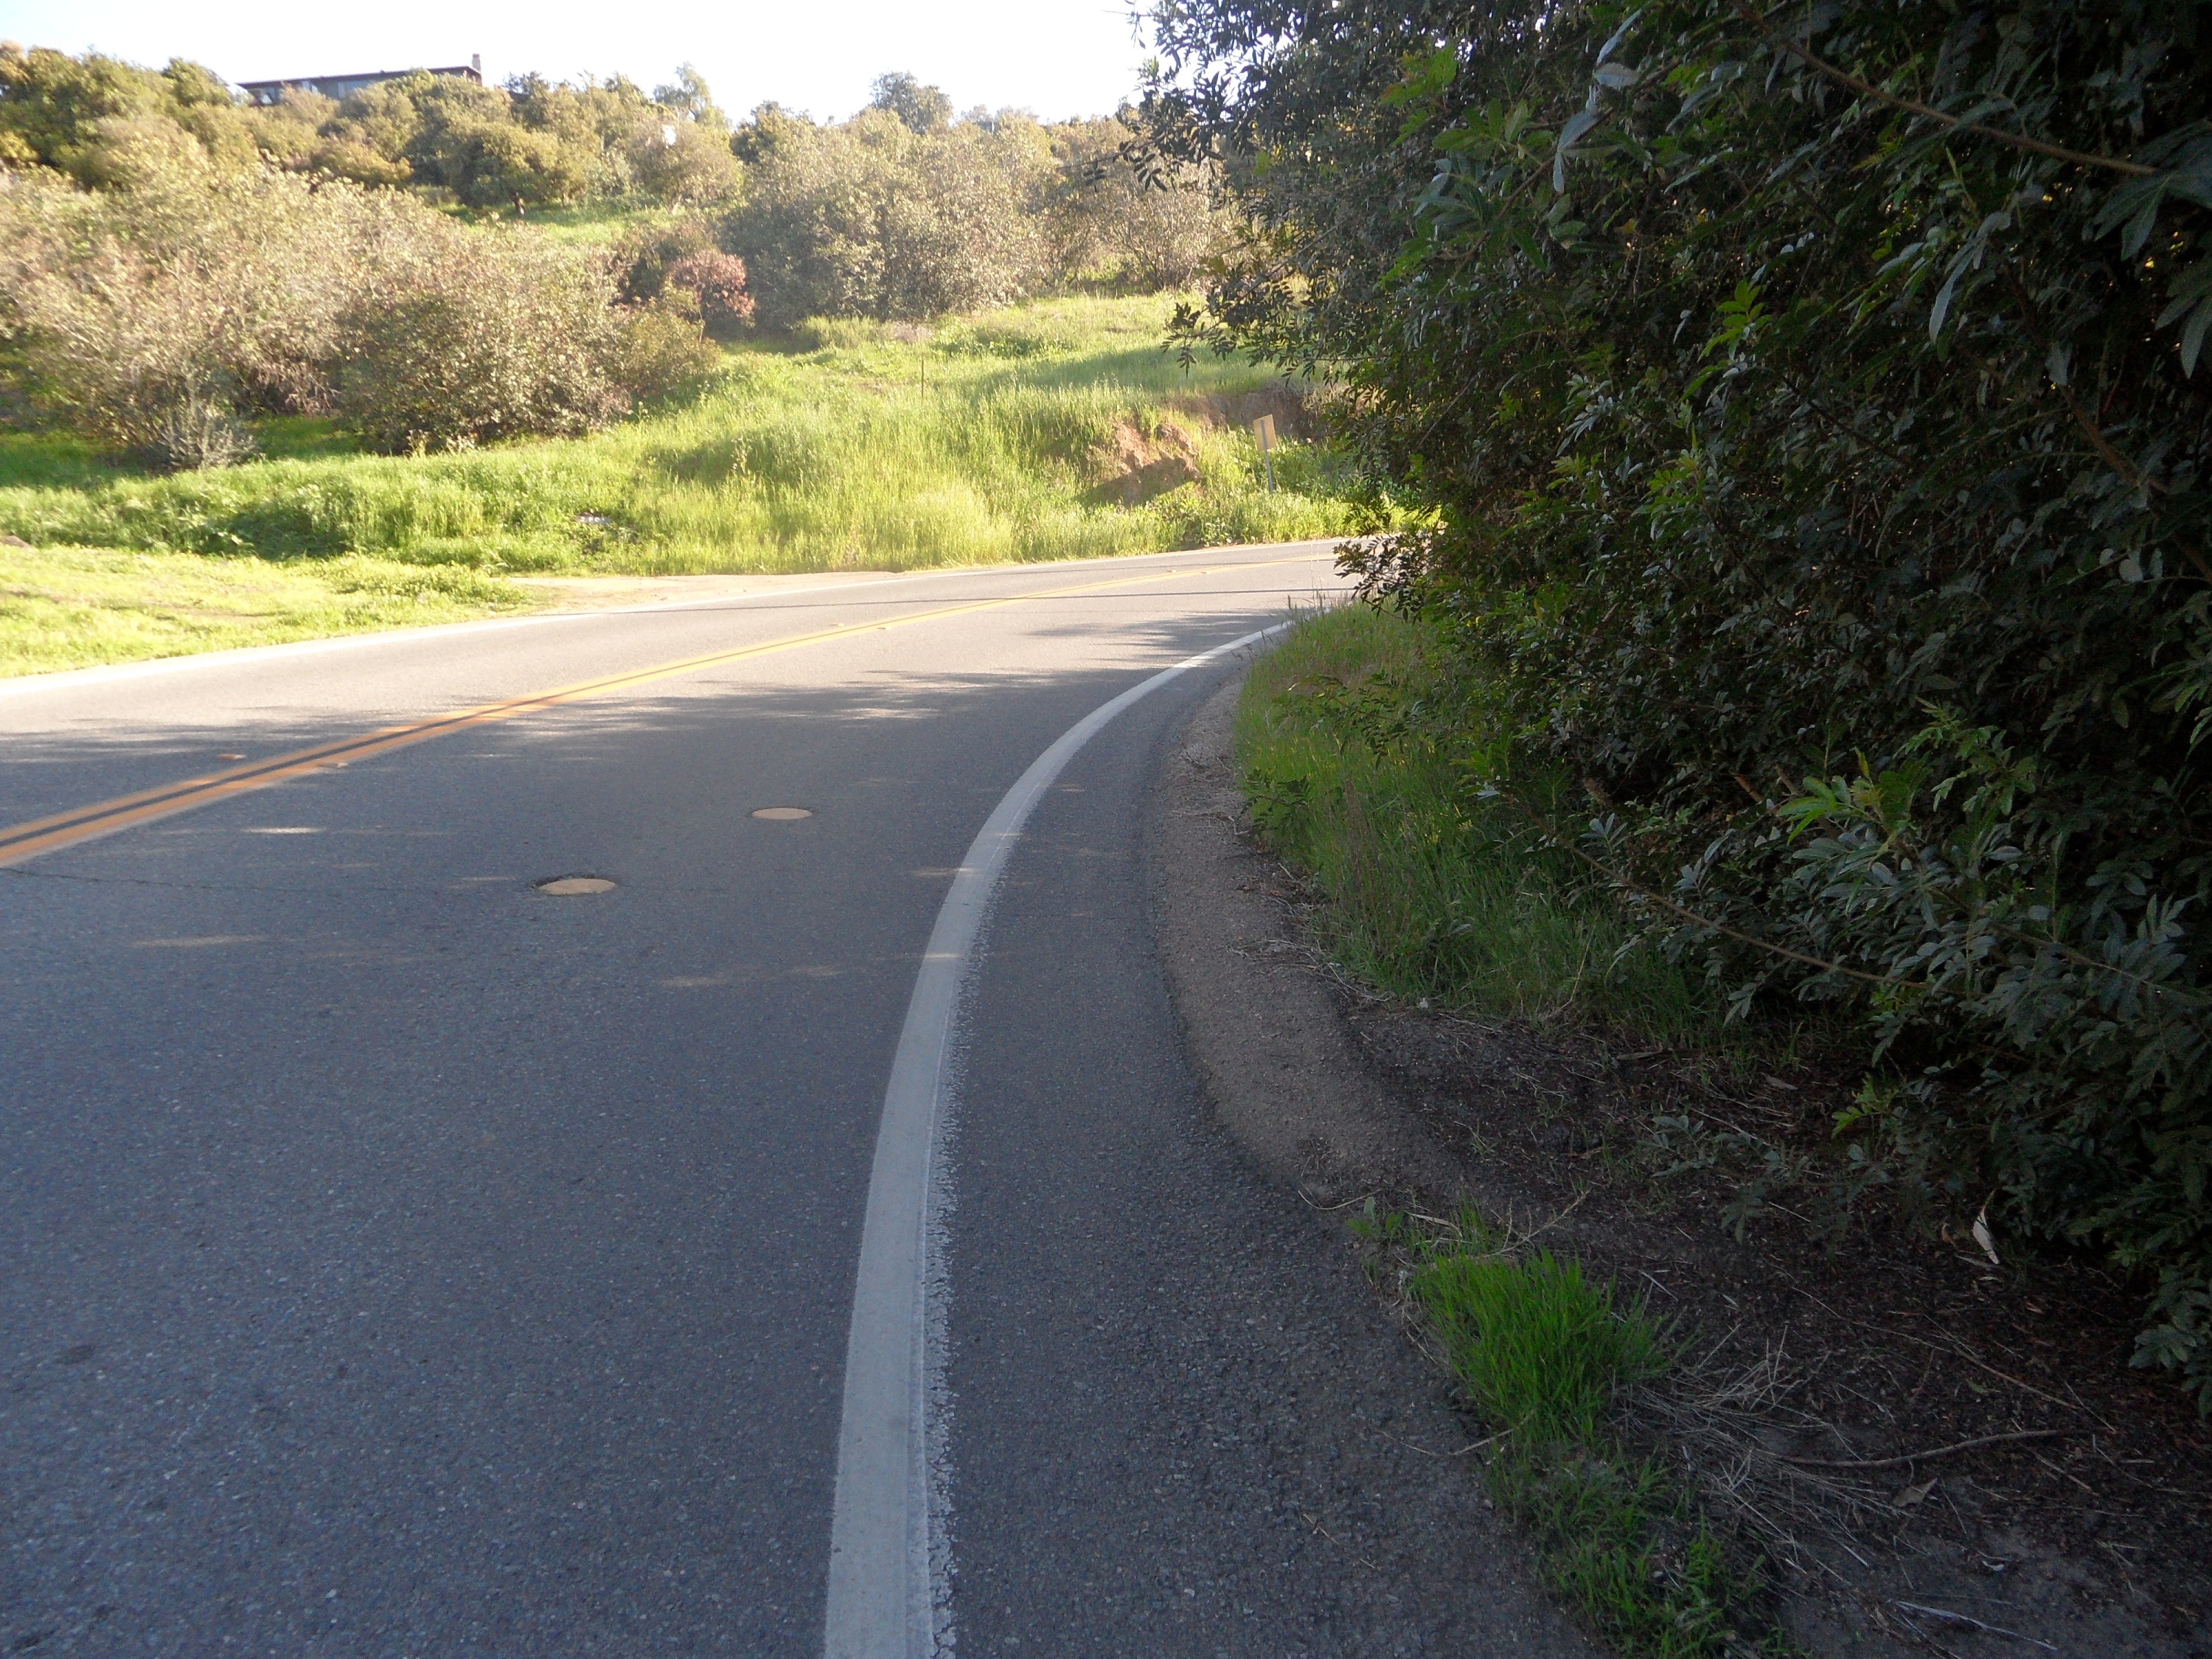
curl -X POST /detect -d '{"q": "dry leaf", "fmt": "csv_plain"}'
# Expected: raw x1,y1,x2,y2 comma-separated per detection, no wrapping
1894,1478,1937,1508
1971,1206,2000,1266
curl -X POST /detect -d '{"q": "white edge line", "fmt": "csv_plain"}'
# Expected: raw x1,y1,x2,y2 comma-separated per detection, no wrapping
0,540,1342,703
821,620,1290,1659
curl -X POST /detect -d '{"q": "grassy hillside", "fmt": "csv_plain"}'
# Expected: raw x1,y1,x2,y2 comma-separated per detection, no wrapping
0,295,1357,579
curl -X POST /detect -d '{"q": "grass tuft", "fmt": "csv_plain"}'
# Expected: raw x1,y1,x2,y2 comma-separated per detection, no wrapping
1414,1242,1663,1445
1380,1211,1781,1657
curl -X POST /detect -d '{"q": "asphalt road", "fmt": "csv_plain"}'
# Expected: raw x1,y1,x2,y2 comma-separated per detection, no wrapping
0,546,1587,1656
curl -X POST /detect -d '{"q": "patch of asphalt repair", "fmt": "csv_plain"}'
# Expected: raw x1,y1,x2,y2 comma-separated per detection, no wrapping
1152,672,2212,1659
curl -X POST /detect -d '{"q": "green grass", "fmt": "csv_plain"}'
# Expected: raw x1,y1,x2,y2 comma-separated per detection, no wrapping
490,201,686,243
1236,602,1728,1045
1371,1208,1775,1657
1256,606,1797,1652
1416,1245,1663,1444
0,545,535,677
0,293,1361,579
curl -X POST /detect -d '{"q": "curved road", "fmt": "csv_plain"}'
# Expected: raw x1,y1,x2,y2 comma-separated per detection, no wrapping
0,546,1585,1656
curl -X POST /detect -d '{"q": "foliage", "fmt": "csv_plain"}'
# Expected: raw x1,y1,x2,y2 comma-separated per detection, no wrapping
332,223,630,451
723,103,1055,327
5,47,1237,329
0,43,260,186
1048,115,1225,291
666,249,756,338
0,164,668,457
0,44,737,209
0,295,1358,577
1386,1209,1764,1655
869,72,953,136
723,86,1235,326
1238,603,1732,1043
1144,0,2212,1402
608,293,724,406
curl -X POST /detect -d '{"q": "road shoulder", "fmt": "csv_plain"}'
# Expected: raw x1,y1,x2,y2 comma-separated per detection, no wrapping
1152,674,1447,1204
1151,671,2212,1659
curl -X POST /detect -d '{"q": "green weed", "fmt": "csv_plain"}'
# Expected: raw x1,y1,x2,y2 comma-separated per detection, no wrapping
1390,1213,1778,1656
1415,1244,1663,1444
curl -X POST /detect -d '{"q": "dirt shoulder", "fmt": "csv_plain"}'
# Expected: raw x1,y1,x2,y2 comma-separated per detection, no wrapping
1153,673,2212,1659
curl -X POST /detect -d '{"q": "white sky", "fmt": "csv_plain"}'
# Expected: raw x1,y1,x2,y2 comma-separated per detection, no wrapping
0,0,1155,123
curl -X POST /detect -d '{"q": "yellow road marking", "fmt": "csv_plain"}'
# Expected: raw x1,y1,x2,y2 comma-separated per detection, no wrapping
0,555,1318,868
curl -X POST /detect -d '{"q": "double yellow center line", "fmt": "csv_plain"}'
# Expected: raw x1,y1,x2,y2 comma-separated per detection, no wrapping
0,557,1307,869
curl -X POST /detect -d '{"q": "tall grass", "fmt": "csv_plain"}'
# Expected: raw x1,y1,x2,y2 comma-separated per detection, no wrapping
1237,602,1728,1045
0,294,1360,575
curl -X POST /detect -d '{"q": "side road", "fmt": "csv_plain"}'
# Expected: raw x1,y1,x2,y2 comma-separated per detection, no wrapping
1151,673,2210,1659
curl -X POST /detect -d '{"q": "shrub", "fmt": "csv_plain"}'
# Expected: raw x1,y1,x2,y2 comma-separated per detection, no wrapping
4,46,743,211
334,226,625,451
612,215,716,303
145,389,259,470
609,294,721,403
626,116,740,205
1147,0,2212,1402
1048,116,1224,291
0,164,378,453
723,105,1057,327
0,43,261,185
0,162,636,457
664,248,754,336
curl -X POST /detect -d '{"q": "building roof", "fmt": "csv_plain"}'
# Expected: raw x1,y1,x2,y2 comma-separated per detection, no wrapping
237,60,480,106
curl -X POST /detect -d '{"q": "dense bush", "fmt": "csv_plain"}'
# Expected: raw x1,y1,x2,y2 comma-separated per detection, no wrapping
723,96,1230,327
333,226,630,451
1048,116,1224,291
665,249,756,338
723,105,1054,327
1145,0,2212,1402
5,46,1233,327
0,164,700,458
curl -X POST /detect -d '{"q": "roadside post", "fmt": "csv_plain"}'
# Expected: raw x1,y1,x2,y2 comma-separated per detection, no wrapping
1252,412,1277,493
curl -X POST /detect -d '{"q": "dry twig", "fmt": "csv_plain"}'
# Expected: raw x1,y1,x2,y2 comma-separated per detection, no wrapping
1778,1427,2066,1471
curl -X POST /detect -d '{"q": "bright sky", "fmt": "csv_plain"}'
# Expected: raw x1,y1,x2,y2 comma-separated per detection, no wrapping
0,0,1155,122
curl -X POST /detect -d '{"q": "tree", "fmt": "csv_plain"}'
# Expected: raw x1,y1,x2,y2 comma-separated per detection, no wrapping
653,64,726,131
723,104,1056,326
869,72,952,135
1048,114,1222,290
0,43,259,184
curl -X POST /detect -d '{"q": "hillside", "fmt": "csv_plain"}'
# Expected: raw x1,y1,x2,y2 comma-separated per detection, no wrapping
0,294,1360,675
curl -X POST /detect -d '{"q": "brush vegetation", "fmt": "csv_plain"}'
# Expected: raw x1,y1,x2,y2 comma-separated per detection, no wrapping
1,295,1355,576
1237,602,1728,1046
1154,0,2212,1405
1,296,1361,673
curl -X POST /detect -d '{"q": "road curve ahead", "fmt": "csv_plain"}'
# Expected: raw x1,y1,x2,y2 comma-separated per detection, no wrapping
0,545,1587,1657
